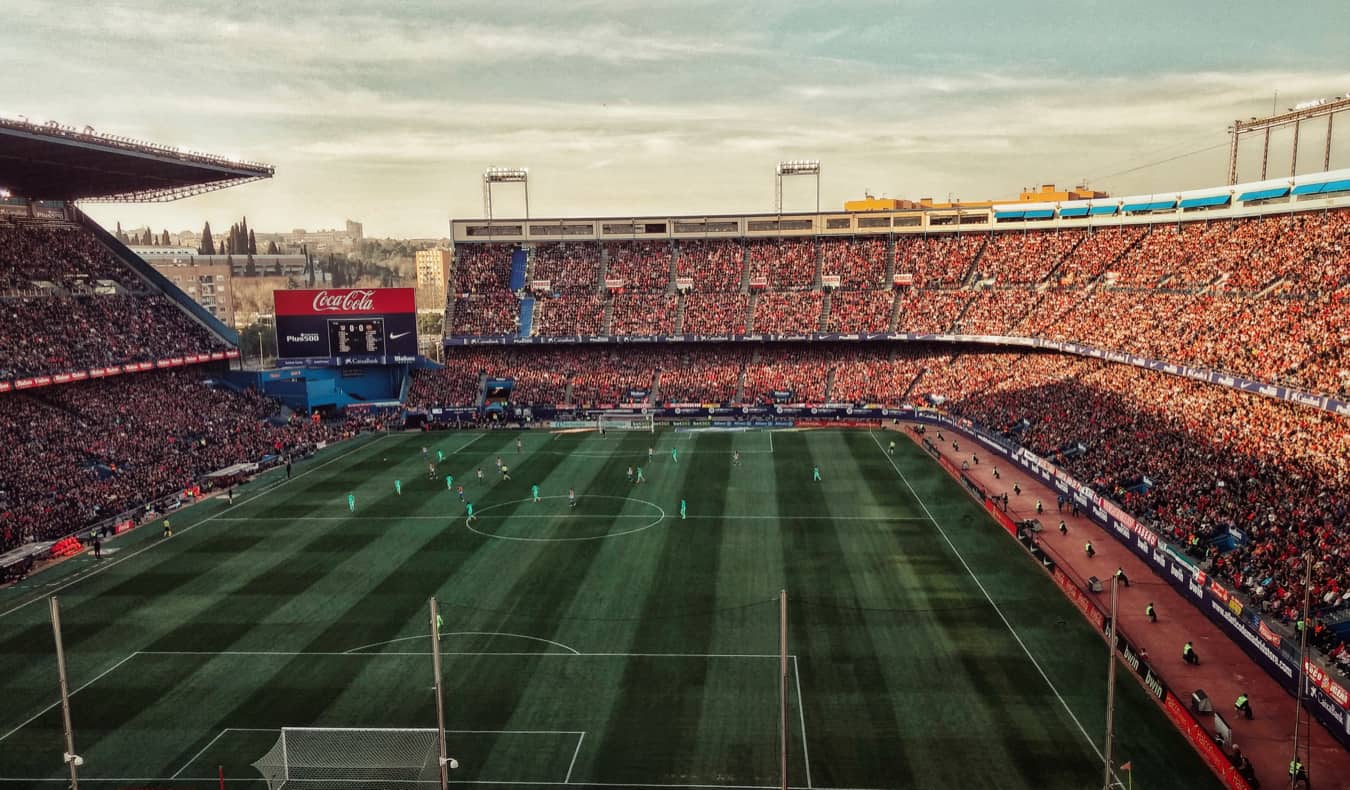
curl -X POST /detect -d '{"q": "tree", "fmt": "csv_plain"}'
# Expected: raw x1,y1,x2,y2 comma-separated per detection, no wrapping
271,258,283,276
248,229,258,255
200,222,215,255
161,229,171,246
115,221,125,242
266,239,278,255
245,253,258,277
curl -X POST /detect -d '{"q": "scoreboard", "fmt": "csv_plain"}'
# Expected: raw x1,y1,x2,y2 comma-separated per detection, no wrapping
274,288,417,366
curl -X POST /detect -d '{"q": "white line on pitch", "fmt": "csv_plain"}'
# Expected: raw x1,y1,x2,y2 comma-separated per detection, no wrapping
0,781,887,789
792,656,812,790
344,632,582,655
868,431,1120,785
170,727,234,779
210,515,927,522
133,650,794,659
0,433,388,622
564,731,586,784
0,652,140,744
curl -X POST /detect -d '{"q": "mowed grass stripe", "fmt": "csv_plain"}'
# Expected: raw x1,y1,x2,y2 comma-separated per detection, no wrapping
774,431,916,789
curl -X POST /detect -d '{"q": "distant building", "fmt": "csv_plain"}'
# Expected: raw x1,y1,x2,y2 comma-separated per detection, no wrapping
415,249,452,289
847,184,1108,212
143,255,236,326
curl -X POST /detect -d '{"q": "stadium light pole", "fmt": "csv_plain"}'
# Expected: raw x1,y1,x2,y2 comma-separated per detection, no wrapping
429,597,452,790
482,167,530,234
49,597,82,790
1102,577,1119,790
775,161,821,214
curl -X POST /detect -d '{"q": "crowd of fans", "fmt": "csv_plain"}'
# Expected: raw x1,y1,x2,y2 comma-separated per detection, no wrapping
531,242,601,293
974,229,1084,285
449,293,519,336
747,239,816,290
532,294,608,336
682,292,750,335
752,292,822,333
827,290,895,333
453,244,515,292
0,221,231,381
605,241,673,292
675,240,745,291
894,233,985,288
0,221,134,292
611,294,677,335
821,238,888,289
0,369,378,552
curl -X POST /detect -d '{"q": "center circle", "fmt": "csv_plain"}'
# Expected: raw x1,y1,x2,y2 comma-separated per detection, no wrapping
465,495,667,542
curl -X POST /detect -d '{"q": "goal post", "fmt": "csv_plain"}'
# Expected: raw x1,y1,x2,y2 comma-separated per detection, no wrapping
597,411,654,434
252,728,442,789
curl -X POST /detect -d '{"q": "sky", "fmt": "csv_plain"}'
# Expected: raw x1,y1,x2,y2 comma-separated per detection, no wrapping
4,0,1350,238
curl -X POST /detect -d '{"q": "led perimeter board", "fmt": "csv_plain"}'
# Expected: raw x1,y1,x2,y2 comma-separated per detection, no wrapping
274,288,417,366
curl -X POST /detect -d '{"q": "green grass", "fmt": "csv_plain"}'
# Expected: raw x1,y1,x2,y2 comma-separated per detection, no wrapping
0,428,1221,790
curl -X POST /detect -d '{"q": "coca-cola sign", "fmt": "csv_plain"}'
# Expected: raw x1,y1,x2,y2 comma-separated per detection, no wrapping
312,289,375,312
274,287,415,317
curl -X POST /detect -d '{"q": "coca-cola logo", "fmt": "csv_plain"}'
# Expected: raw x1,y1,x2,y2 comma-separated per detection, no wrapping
311,289,376,312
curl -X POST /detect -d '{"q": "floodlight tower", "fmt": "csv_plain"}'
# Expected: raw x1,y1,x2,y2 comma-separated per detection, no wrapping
482,167,530,222
775,160,821,213
1227,94,1350,183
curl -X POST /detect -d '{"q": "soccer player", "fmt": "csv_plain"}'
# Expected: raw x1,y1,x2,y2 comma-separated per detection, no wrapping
347,493,356,512
680,499,687,520
648,446,654,462
671,447,679,464
476,468,484,481
394,479,402,496
422,446,429,459
568,488,577,509
428,462,437,479
636,467,645,485
888,440,896,455
532,484,540,503
437,449,445,464
812,466,821,482
495,456,503,470
456,485,465,502
466,502,477,523
161,519,172,538
500,464,512,481
516,437,523,453
733,451,741,466
446,474,454,491
626,466,634,483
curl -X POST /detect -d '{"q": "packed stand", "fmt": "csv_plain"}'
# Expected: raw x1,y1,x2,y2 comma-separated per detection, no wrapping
675,240,745,291
752,292,822,334
682,292,750,335
894,233,986,288
973,229,1083,285
747,239,817,290
604,241,672,292
532,295,608,336
452,244,514,292
826,290,894,333
0,369,377,550
820,238,888,289
0,221,135,292
531,242,601,293
610,294,676,335
449,292,519,336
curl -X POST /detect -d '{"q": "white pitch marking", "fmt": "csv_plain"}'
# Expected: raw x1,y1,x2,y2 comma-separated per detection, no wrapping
0,651,140,744
869,431,1120,784
344,631,582,656
792,656,812,789
564,731,586,784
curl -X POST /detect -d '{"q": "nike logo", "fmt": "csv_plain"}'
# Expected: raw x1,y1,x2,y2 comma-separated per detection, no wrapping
389,332,411,339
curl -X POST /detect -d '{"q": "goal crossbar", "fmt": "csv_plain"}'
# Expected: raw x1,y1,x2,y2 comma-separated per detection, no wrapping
597,411,654,433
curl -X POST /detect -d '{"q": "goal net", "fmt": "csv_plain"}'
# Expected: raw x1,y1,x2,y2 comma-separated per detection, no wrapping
252,727,442,789
597,411,654,433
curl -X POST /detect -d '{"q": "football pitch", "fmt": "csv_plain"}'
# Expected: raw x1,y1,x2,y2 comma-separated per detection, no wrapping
0,428,1221,790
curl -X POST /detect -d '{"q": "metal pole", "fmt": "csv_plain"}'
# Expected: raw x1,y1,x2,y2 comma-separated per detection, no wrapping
1290,552,1313,789
1261,126,1271,180
49,597,81,790
1291,118,1301,177
1227,125,1241,185
780,589,788,790
1325,114,1335,173
815,171,821,215
524,179,530,223
429,597,450,790
1102,576,1119,790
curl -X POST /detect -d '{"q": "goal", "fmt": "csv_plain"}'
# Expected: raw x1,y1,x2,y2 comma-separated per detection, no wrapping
252,727,443,789
597,411,654,433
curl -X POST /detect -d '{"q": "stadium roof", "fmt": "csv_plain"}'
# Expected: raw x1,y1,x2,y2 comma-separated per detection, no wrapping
0,116,273,202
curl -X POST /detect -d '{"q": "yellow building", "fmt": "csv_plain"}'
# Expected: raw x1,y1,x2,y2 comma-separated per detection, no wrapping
850,184,1108,211
415,248,453,309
